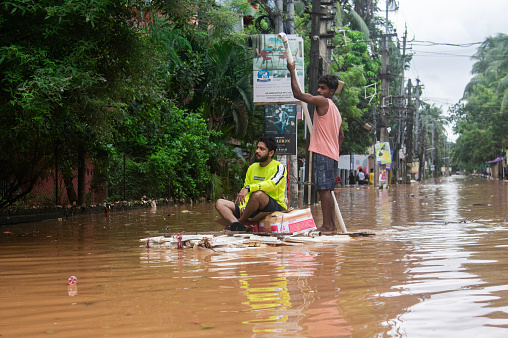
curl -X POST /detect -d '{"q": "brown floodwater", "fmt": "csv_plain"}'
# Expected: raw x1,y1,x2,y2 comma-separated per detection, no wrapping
1,175,508,337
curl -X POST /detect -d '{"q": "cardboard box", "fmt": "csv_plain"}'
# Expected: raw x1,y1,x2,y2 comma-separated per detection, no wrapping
259,208,316,234
248,221,265,232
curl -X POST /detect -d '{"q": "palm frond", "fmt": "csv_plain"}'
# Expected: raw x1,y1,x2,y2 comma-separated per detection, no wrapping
235,74,254,113
499,73,508,91
463,75,482,98
348,9,370,42
501,89,508,114
334,4,347,28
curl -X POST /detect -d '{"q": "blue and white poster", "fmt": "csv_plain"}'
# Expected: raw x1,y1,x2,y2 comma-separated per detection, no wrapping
252,34,304,104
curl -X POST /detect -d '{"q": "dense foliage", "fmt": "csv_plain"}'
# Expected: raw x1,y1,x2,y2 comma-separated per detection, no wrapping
0,0,142,208
449,33,508,172
0,0,249,208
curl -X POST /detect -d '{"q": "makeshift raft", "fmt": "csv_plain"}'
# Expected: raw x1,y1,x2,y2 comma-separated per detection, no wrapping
139,231,374,252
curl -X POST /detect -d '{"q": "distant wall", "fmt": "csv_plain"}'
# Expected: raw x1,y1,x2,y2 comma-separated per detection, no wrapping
26,158,106,207
338,154,370,170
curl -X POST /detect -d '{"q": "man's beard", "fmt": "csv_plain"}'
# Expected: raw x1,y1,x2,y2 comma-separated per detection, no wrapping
255,153,269,163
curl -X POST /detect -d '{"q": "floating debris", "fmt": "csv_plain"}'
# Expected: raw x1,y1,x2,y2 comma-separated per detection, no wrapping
139,231,374,252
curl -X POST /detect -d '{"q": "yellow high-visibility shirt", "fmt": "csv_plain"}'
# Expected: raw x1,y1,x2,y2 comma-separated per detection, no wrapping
241,160,287,210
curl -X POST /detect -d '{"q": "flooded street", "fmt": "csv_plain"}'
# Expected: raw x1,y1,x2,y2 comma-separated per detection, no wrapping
2,175,508,337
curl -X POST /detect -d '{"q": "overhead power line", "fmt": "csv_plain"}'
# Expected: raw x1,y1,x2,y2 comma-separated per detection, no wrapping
412,40,483,47
412,50,473,57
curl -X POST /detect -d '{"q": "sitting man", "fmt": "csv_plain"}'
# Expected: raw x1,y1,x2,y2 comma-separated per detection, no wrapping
215,136,287,231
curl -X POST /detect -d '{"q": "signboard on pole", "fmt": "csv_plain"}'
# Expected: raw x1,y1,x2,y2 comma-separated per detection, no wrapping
412,162,419,174
252,34,304,104
375,142,392,165
264,105,297,155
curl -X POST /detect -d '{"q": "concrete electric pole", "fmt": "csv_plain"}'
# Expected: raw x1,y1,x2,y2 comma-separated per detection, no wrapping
304,0,336,204
405,79,414,184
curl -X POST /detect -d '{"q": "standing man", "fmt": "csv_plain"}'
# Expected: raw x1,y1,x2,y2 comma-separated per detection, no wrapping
215,136,287,231
287,61,344,234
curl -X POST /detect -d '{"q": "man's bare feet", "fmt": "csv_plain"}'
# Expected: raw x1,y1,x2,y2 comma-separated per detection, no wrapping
316,226,337,235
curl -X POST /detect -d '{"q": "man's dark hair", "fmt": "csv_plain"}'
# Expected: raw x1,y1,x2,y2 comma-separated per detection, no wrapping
318,74,339,92
258,136,277,154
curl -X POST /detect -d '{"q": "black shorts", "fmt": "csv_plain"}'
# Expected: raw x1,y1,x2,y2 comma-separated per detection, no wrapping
234,195,285,219
313,152,338,190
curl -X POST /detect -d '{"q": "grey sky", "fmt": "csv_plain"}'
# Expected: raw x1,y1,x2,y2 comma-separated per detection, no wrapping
386,0,508,140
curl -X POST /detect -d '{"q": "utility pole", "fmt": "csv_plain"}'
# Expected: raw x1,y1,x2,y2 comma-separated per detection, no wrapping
370,33,396,186
405,79,414,184
378,33,390,144
286,0,294,34
284,0,305,208
305,0,335,204
275,0,283,34
432,123,441,177
431,121,435,177
387,27,407,183
379,1,392,144
400,26,407,96
420,119,428,179
370,2,397,187
414,79,421,159
415,79,424,180
373,104,378,187
304,0,321,205
418,118,426,181
284,0,298,207
391,95,404,184
398,26,408,184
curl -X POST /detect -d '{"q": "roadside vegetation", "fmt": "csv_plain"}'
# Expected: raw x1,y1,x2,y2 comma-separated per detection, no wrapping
449,33,508,172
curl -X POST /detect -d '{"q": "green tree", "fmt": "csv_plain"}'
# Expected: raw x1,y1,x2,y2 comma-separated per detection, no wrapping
0,0,144,208
469,33,508,113
450,34,508,172
108,4,253,200
187,35,254,138
108,101,221,201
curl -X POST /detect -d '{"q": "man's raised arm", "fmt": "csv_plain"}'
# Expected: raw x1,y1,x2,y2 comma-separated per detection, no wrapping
287,61,328,109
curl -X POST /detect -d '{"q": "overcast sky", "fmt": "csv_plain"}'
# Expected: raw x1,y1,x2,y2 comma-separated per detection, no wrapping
384,0,508,141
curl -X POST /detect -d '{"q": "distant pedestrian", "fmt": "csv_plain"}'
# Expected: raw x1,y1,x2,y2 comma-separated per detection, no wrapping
369,168,375,185
349,171,356,185
358,168,368,185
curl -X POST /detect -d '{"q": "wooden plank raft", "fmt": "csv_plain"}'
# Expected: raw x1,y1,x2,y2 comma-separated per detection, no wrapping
147,231,375,238
140,230,375,251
